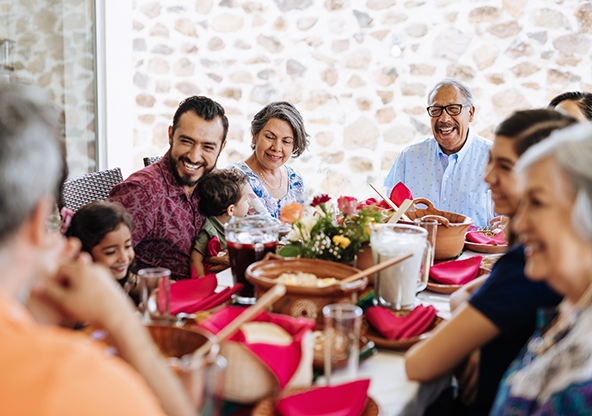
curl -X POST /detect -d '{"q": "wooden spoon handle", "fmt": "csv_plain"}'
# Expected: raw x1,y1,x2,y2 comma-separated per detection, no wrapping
192,284,287,358
340,252,413,284
369,183,412,222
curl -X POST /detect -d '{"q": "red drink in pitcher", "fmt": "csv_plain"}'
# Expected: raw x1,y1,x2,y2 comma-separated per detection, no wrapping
227,240,277,299
225,216,279,305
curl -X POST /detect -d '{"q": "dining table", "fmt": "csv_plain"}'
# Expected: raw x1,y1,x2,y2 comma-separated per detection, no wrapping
214,249,498,416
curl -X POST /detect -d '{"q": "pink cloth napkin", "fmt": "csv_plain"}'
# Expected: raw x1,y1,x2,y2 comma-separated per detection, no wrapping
158,275,241,315
366,305,437,340
276,379,371,416
204,236,222,274
200,307,315,388
429,256,483,285
390,182,413,207
466,231,507,246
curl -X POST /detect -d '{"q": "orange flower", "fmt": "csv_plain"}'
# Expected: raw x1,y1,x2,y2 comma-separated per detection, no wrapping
280,202,305,224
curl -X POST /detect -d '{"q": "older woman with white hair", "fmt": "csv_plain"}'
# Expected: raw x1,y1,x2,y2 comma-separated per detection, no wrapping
490,123,592,415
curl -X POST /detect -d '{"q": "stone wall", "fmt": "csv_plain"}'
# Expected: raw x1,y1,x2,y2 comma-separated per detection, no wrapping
131,0,592,199
1,0,96,178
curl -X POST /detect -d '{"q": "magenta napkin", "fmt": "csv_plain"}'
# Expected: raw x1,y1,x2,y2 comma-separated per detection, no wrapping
276,379,371,416
366,305,437,340
466,231,507,246
389,182,413,207
429,256,483,285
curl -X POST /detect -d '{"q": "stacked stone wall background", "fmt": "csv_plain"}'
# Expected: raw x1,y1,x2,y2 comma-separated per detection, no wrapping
131,0,590,199
1,0,96,178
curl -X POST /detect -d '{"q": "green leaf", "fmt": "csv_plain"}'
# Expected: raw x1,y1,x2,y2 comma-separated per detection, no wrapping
279,245,301,258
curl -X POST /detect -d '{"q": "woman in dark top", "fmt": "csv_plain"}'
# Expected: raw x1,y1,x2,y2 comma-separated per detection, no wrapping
405,109,576,415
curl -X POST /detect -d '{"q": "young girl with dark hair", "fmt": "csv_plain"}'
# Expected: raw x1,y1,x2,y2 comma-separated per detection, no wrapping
65,201,137,293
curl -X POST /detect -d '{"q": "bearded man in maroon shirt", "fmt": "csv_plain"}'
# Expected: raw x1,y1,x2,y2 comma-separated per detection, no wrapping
109,96,228,280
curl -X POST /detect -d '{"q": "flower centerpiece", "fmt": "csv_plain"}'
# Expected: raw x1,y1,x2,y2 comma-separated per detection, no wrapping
278,195,383,264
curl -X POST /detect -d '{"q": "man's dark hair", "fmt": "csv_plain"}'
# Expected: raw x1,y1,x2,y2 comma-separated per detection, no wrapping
171,96,229,143
197,168,248,217
549,91,592,121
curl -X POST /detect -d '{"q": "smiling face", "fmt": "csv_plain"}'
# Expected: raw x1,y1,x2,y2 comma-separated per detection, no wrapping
252,118,295,171
513,157,589,296
428,86,475,155
484,135,521,217
168,111,227,195
90,224,135,280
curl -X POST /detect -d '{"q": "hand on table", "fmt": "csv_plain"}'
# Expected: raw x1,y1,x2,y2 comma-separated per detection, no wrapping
205,250,230,273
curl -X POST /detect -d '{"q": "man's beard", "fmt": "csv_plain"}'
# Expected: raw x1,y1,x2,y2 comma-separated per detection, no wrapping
169,152,215,188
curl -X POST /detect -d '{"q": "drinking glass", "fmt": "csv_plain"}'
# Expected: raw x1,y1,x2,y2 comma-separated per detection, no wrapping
370,223,430,310
172,355,227,416
414,218,437,267
138,267,171,324
225,216,278,305
323,304,363,386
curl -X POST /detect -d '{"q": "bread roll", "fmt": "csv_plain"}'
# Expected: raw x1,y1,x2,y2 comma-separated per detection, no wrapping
241,322,293,345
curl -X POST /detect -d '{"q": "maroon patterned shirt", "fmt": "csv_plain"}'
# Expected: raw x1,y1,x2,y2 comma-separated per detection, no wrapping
108,152,204,280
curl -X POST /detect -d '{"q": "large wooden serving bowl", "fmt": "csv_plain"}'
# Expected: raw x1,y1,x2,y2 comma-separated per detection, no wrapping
402,198,474,260
146,324,215,358
245,255,366,329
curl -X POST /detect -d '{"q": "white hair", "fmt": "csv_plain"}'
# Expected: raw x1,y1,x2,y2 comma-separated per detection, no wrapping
0,84,63,245
427,77,475,106
516,123,592,244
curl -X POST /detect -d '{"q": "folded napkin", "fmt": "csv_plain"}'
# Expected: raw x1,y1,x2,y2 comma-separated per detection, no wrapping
200,306,315,388
276,379,370,416
466,230,506,246
390,182,413,207
366,305,437,340
429,256,483,285
159,275,241,315
204,236,222,274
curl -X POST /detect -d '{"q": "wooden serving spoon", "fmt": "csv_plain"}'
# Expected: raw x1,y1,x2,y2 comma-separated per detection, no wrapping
339,252,413,284
369,183,412,222
192,284,287,359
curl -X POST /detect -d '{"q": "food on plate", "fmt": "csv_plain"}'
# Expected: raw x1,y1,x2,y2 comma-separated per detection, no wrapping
240,322,293,345
277,272,338,287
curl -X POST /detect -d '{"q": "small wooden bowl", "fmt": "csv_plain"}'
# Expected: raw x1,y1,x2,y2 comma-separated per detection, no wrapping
146,324,215,358
245,255,366,329
402,198,474,260
363,313,444,351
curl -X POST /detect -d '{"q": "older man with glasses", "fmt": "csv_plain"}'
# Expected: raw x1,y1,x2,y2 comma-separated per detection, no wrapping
383,78,492,227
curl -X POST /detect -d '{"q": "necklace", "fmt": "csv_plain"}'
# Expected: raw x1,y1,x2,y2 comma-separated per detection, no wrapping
527,282,592,359
258,167,283,191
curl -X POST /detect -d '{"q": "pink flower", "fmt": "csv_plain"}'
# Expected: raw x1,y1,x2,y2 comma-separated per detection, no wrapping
311,194,331,207
337,196,358,216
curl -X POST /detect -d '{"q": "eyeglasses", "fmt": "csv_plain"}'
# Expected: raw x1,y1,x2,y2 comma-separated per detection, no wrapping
426,104,471,118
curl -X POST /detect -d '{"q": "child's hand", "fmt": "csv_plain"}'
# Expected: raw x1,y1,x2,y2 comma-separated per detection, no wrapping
205,250,230,266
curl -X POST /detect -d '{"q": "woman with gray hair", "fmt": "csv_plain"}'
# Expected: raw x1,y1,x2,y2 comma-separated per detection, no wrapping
490,123,592,415
232,101,309,219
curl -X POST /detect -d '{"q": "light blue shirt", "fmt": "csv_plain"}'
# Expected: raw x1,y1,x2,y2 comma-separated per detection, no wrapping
383,132,492,227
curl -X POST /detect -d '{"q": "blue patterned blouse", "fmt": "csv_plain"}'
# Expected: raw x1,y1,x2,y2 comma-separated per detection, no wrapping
230,161,307,219
490,303,592,416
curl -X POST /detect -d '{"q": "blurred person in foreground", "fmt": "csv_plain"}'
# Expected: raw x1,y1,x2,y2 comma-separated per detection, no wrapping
0,84,194,416
490,123,592,414
406,110,575,416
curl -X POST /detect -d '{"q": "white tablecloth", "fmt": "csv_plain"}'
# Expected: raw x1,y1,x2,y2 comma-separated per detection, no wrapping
216,249,492,415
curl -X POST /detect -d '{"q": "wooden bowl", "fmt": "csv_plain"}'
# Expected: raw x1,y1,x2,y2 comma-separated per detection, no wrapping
426,266,490,294
146,324,215,358
245,256,367,329
402,198,474,260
